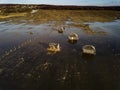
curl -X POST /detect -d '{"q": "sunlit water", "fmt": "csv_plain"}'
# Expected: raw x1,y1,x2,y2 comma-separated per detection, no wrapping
0,19,120,90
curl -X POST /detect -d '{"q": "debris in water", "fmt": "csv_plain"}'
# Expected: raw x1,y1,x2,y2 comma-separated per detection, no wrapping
58,26,65,33
82,45,96,55
68,32,79,41
47,43,61,53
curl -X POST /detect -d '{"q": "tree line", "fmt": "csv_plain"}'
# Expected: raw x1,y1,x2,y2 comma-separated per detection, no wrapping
0,4,120,13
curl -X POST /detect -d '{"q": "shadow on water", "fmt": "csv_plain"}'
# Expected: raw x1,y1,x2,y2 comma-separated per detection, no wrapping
82,53,95,60
68,40,78,44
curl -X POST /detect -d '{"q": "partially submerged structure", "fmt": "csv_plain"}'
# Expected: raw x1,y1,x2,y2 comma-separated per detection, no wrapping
82,45,96,55
47,43,61,53
68,33,79,41
58,26,65,33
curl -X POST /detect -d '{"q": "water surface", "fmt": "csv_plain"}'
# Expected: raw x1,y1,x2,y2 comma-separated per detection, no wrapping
0,19,120,90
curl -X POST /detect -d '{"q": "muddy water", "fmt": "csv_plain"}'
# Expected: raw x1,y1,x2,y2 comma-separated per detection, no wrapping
0,19,120,90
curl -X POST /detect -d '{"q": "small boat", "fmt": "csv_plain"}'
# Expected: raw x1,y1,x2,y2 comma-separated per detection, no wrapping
82,45,96,55
68,33,79,41
47,43,61,52
58,26,65,33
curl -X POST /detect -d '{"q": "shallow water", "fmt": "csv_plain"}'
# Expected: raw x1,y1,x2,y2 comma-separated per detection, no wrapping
0,19,120,90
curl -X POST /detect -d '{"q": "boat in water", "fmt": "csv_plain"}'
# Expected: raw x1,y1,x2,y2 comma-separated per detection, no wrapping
82,45,96,55
47,43,61,53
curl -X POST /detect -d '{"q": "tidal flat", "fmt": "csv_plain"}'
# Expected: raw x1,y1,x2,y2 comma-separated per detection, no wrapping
0,10,120,90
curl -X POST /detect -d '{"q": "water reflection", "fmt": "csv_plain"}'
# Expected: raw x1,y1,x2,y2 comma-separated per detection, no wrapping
0,19,120,90
82,53,95,60
68,40,78,44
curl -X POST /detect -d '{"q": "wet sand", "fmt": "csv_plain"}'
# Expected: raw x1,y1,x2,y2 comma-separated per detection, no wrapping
0,10,120,90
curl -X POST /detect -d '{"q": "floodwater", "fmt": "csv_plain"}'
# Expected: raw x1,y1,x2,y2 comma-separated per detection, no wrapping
0,19,120,90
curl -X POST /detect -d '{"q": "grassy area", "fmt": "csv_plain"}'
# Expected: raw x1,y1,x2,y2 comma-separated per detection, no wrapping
0,10,119,34
0,13,27,19
0,10,120,22
25,10,120,22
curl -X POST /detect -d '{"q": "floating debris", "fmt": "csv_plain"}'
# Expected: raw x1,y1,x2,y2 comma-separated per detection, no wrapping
58,26,65,33
82,45,96,55
68,33,79,41
47,43,61,53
